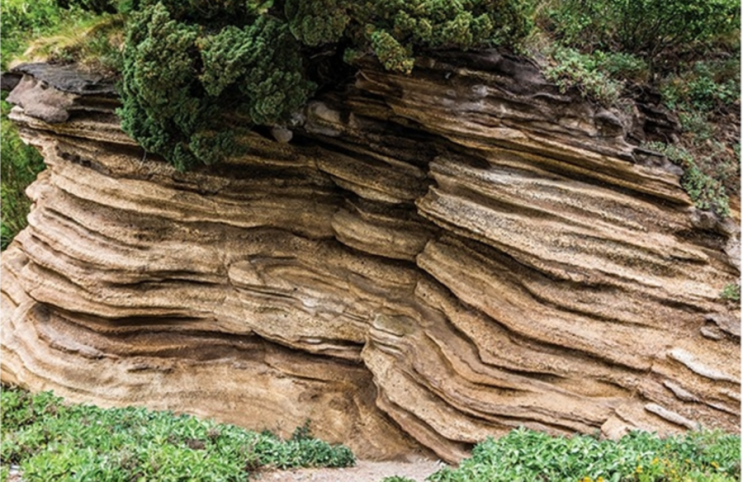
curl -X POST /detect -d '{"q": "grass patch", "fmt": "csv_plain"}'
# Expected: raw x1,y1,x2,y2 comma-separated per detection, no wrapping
0,385,354,481
0,0,117,71
21,13,125,75
426,428,740,482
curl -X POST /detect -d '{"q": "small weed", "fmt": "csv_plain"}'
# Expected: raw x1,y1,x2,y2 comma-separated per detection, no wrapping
721,283,741,302
291,419,314,442
381,477,416,482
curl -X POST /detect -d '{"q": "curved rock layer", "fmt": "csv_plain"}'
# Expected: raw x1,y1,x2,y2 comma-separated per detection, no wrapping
1,56,740,462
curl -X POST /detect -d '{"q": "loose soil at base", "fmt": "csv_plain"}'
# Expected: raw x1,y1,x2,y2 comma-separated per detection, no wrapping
8,459,445,482
256,459,444,482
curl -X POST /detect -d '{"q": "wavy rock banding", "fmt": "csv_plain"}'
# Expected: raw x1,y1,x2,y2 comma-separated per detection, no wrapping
1,56,739,462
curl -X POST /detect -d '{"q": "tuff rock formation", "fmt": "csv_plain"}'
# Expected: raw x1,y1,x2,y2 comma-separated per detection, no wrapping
1,55,740,462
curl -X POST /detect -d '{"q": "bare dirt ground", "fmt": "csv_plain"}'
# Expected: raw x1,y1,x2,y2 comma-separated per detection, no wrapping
257,459,446,482
8,459,446,482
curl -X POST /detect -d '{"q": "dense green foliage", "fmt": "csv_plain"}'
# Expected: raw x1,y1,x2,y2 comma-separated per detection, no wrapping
544,0,739,64
119,2,313,170
0,386,354,481
426,428,740,482
115,0,533,169
539,0,740,106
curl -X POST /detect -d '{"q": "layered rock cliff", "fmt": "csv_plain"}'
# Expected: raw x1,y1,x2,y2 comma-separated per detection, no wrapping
1,56,739,462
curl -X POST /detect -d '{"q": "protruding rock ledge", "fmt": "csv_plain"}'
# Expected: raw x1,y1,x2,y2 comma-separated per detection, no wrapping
1,56,739,462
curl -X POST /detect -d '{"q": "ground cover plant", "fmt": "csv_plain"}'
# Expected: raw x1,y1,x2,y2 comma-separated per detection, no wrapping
425,427,741,482
0,385,354,481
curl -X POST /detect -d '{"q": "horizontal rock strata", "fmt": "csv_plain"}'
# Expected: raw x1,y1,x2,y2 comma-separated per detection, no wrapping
1,55,739,462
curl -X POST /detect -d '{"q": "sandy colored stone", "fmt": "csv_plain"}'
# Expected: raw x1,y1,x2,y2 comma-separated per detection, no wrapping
1,56,739,463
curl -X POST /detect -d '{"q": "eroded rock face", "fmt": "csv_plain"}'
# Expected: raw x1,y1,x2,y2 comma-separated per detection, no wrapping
1,56,739,462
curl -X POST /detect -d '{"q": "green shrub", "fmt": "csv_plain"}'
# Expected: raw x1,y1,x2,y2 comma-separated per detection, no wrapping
0,386,354,481
544,0,740,63
661,60,741,112
427,428,740,482
118,2,312,170
544,47,626,105
116,0,533,169
645,142,731,217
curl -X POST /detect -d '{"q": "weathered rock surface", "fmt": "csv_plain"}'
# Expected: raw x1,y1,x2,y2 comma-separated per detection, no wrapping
1,56,739,462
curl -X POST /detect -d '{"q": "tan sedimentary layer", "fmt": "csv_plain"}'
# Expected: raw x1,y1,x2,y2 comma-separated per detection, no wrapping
1,55,739,462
